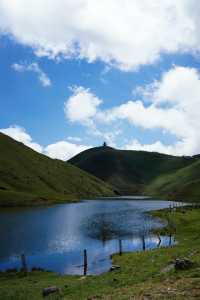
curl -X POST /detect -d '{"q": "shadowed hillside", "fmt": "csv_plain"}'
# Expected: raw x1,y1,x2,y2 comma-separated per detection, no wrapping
69,145,199,198
0,133,114,206
145,159,200,201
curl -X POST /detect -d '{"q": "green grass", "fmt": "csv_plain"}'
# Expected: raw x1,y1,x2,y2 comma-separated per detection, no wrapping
1,132,200,205
69,145,199,198
146,159,200,201
1,207,200,299
0,133,114,206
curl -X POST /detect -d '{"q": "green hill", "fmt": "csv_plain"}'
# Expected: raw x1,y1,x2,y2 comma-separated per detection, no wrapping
145,159,200,201
0,133,114,206
69,145,199,200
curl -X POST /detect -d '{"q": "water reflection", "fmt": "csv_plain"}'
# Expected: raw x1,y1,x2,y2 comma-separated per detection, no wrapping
0,199,178,274
82,205,167,243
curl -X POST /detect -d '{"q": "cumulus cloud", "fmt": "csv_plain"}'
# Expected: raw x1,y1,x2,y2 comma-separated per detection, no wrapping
64,86,123,146
1,1,200,70
64,66,200,156
44,141,90,161
97,100,187,139
64,86,102,124
0,125,43,152
124,139,191,156
0,126,90,160
12,62,51,87
110,66,200,155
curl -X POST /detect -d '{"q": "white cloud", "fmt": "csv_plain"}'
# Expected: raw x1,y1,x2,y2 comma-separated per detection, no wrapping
0,125,43,152
107,66,200,155
64,66,200,156
64,86,102,124
0,126,90,160
64,86,123,146
97,100,187,139
44,141,90,161
2,65,200,158
1,1,200,70
12,62,51,87
124,139,192,156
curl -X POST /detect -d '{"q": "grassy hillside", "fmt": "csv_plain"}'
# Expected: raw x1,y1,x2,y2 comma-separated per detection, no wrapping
0,133,114,206
69,146,197,196
145,159,200,201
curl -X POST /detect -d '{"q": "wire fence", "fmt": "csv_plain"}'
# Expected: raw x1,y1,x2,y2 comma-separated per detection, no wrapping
4,201,195,276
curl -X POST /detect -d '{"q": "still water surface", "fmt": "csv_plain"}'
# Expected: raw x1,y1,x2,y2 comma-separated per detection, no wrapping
0,199,179,274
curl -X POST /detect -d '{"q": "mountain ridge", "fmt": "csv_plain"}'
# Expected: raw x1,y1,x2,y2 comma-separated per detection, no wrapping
69,145,200,200
0,133,115,206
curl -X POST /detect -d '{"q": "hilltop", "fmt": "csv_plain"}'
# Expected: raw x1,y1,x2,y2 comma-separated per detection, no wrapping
1,133,199,205
69,145,200,200
0,133,114,206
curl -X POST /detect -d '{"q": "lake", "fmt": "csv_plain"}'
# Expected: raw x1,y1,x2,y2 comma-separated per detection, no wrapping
0,199,180,275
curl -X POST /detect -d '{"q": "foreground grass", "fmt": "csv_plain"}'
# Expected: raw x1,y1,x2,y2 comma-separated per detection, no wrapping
1,207,200,299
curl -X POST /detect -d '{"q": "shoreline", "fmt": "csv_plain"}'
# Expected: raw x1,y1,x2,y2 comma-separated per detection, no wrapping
0,202,174,275
1,204,200,299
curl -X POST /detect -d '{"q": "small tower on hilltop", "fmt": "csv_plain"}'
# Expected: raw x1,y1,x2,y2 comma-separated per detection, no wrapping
103,141,107,147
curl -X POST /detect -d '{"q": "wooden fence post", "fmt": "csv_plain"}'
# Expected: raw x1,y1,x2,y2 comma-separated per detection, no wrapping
119,240,122,256
21,254,28,274
157,235,161,248
141,235,146,251
169,234,172,247
83,249,87,276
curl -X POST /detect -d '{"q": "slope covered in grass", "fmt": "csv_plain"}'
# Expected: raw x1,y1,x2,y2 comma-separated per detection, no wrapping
69,146,196,195
145,159,200,201
0,133,114,206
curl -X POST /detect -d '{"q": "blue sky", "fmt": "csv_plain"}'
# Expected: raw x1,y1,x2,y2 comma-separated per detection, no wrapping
1,1,200,160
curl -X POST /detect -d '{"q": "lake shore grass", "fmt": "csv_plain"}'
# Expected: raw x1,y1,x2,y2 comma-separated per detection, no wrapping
1,206,200,299
0,189,82,207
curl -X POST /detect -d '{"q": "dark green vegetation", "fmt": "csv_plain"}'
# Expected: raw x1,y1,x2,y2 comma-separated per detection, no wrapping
1,207,200,299
69,146,200,200
0,133,114,206
1,132,200,205
146,159,200,201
